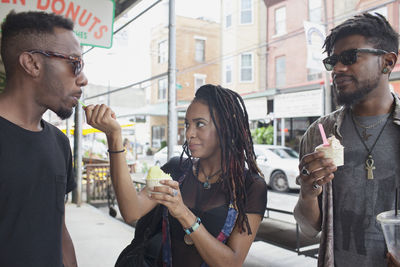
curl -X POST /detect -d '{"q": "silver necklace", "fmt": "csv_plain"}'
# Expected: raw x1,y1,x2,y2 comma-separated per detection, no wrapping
196,160,221,189
352,113,389,141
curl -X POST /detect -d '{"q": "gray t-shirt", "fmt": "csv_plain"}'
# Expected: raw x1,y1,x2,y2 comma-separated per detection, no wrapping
333,109,400,267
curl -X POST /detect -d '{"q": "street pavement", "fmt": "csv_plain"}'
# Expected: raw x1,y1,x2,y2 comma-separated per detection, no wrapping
66,202,317,267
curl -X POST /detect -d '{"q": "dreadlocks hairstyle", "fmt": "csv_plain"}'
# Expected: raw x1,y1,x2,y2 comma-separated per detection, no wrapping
182,84,262,234
1,11,74,79
323,12,399,56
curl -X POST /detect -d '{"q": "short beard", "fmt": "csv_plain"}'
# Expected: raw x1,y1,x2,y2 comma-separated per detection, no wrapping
336,86,374,107
335,73,380,107
56,108,73,120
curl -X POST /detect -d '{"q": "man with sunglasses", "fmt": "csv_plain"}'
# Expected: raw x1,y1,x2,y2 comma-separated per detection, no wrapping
0,11,87,267
294,13,400,267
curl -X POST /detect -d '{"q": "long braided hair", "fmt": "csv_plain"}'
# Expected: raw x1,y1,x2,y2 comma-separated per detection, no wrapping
181,84,262,234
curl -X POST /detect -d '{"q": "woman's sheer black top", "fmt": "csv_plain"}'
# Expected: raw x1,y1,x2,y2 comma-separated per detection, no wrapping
158,157,268,267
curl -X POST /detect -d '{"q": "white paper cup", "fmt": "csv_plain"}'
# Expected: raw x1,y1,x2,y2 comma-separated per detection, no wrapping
146,178,170,194
315,145,344,166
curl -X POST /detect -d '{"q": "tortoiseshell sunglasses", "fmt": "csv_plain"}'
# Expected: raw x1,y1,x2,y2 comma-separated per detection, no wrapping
27,49,84,76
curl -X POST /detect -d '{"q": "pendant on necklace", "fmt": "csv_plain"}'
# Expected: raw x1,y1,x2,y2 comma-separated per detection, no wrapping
365,154,376,180
184,234,194,245
361,128,372,141
203,177,211,189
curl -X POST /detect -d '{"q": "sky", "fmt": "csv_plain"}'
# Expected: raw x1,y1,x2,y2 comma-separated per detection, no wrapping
83,0,220,88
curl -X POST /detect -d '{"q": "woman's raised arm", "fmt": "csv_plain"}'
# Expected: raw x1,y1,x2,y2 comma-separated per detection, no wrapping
84,104,157,223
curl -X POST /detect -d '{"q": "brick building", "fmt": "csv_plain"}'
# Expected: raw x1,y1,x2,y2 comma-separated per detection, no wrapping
220,0,269,126
148,16,221,148
263,0,400,149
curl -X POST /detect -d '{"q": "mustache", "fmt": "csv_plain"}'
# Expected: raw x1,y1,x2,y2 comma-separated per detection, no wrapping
72,90,83,98
333,74,355,81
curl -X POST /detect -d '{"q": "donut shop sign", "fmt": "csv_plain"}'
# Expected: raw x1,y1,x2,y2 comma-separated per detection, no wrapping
0,0,115,48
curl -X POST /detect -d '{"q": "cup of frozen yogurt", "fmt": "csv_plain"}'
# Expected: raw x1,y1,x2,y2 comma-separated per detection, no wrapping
146,166,172,193
315,135,344,166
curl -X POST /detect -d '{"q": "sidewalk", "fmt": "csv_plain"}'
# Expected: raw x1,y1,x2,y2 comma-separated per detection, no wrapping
66,203,317,267
66,203,134,267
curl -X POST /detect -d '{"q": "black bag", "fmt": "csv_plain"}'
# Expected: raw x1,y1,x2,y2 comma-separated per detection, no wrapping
115,204,164,267
115,157,188,267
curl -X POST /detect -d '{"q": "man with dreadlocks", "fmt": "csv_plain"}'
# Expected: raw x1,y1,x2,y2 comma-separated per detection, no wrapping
84,84,267,267
293,13,400,267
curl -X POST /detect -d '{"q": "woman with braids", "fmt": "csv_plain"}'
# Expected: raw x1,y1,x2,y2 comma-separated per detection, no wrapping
84,84,268,267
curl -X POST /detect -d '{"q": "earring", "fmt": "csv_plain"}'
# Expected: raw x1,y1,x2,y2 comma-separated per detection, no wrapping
382,67,389,74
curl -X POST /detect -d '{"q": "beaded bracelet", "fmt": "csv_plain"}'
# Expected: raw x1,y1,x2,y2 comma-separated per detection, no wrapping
107,148,125,154
184,217,201,235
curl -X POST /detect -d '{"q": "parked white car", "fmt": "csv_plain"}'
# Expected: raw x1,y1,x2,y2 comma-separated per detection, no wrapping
153,145,184,166
254,144,300,192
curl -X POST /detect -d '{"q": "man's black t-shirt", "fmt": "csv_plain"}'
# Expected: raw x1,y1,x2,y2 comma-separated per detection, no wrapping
0,116,76,267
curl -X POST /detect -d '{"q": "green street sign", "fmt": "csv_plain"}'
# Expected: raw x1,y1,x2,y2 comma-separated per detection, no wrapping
176,83,183,90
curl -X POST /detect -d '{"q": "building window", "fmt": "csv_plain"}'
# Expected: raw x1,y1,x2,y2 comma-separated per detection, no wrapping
308,0,322,23
223,59,233,84
225,63,232,83
195,39,205,62
224,0,232,28
344,0,356,11
152,125,165,148
275,56,286,88
275,6,286,35
158,40,167,64
194,39,206,62
240,0,252,24
158,78,167,100
369,6,387,18
307,68,323,81
240,53,253,82
334,0,356,18
194,74,206,91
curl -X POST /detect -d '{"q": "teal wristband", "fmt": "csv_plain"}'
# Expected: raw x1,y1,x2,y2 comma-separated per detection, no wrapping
184,217,201,235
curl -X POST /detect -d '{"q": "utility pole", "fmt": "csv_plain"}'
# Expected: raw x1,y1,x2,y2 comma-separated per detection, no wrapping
323,0,331,115
72,103,83,206
167,0,177,159
72,45,84,206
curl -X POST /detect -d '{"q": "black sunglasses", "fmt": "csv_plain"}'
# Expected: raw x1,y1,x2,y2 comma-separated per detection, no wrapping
27,49,84,76
323,48,388,71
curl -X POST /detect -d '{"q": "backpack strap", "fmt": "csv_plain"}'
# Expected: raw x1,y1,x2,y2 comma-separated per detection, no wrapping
216,203,238,243
200,202,238,267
